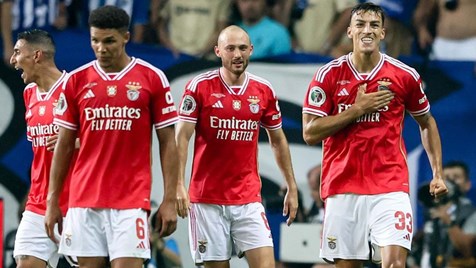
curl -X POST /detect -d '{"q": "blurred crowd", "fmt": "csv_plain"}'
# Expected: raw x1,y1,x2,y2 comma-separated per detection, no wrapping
1,0,476,65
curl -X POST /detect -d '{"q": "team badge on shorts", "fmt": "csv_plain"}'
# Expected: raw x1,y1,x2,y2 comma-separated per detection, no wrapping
107,85,117,97
247,96,260,114
65,233,72,247
327,236,337,250
309,86,326,107
198,240,207,253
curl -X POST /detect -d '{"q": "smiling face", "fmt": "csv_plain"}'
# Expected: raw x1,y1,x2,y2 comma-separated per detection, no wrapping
347,10,385,55
10,39,38,84
90,27,130,72
215,26,253,76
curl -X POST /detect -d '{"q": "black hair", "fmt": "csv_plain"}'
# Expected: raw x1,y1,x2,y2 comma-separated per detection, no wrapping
444,160,470,181
88,5,130,32
17,29,56,58
350,2,386,26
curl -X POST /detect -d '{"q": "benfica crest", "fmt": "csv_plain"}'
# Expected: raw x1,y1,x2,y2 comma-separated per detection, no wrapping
377,78,392,91
248,96,260,114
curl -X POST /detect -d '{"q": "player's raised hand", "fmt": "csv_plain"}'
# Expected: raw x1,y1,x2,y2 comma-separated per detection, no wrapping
156,199,178,238
429,176,448,199
354,83,395,114
283,187,299,226
176,184,190,218
44,200,63,243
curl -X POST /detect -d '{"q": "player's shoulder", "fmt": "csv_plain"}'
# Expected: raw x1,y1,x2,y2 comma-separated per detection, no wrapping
68,60,96,77
314,54,348,83
383,54,420,81
186,69,220,92
134,58,166,75
247,72,273,88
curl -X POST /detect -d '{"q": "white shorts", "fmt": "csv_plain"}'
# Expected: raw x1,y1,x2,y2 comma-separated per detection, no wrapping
431,36,476,61
321,192,413,262
189,202,274,264
59,208,150,261
13,211,62,267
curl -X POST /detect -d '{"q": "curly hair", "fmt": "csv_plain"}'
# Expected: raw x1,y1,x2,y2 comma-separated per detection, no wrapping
88,5,130,33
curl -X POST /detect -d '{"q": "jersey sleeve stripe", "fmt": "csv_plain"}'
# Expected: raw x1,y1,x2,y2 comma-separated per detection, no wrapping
248,74,277,98
261,122,282,130
136,59,170,88
315,56,346,83
178,116,197,123
53,118,77,130
384,55,420,81
27,135,32,141
154,117,179,129
408,104,430,116
187,70,218,92
302,108,327,117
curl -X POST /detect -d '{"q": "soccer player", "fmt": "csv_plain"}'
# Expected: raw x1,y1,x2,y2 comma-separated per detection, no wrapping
10,29,73,268
302,2,448,268
44,6,180,268
175,25,299,268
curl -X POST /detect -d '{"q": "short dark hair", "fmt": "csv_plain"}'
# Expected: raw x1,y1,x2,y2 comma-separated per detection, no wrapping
350,2,386,26
444,161,470,181
17,29,56,59
88,5,130,32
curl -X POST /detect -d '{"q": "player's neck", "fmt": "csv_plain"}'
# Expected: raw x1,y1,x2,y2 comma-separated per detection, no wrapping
350,51,381,73
103,55,132,73
36,66,62,92
220,67,246,86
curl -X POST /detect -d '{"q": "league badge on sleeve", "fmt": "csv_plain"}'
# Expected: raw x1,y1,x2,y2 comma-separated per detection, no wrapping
55,92,68,116
180,95,196,115
309,86,326,107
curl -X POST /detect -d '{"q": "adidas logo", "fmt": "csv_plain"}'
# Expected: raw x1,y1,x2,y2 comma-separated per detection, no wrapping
212,100,223,108
403,233,411,241
337,88,349,96
136,241,146,249
83,89,95,99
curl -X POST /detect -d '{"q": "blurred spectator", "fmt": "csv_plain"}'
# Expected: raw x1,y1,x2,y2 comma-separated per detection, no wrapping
293,0,356,57
0,0,68,64
269,0,294,28
415,161,476,268
156,0,231,58
305,164,324,223
363,0,417,58
83,0,149,43
414,0,476,61
235,0,292,59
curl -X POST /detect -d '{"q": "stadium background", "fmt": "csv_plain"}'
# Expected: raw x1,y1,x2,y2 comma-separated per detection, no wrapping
0,29,475,267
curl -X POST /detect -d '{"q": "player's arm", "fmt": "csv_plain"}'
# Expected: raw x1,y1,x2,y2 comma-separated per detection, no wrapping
45,126,76,242
266,128,298,226
303,84,395,145
175,121,195,218
413,112,448,197
155,125,179,237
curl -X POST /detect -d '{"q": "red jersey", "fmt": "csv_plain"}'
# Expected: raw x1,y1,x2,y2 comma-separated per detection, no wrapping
54,58,178,210
179,69,282,205
24,71,71,215
303,53,430,200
